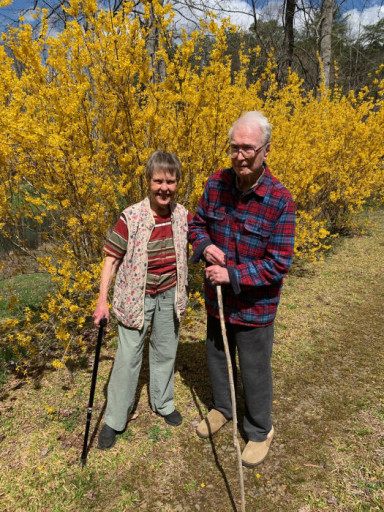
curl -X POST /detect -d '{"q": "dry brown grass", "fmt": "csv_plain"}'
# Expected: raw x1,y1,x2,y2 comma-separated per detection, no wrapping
0,210,383,512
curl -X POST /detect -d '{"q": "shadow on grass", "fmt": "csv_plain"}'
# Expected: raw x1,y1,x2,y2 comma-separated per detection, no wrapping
82,326,243,510
177,338,246,512
98,331,213,421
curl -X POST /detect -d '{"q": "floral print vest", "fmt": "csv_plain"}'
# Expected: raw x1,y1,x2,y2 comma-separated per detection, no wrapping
112,196,189,329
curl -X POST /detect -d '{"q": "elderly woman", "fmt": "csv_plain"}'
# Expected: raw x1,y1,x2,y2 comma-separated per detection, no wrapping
93,150,191,450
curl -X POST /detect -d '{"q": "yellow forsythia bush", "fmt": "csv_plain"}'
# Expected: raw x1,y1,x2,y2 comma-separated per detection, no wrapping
0,0,383,369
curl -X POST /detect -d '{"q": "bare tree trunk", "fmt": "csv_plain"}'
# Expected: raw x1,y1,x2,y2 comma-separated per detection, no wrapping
145,0,166,83
279,0,296,85
318,0,334,89
249,0,265,49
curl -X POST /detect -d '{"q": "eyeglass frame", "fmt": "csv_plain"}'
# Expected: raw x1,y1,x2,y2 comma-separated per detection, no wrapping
228,142,268,158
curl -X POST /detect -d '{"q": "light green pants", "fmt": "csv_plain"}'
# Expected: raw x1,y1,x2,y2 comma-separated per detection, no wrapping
105,287,179,431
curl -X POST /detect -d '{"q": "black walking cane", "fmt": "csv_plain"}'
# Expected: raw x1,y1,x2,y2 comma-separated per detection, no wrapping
80,317,107,467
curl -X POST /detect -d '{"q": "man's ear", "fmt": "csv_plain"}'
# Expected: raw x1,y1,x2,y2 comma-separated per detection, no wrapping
264,143,271,160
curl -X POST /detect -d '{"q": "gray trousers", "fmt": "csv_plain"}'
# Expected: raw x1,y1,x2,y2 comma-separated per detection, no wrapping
105,287,179,431
206,314,274,442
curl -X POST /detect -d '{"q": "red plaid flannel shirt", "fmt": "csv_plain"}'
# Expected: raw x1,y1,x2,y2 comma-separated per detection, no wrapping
189,165,295,326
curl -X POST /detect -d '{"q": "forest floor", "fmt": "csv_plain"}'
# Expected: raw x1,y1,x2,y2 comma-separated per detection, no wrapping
0,210,383,512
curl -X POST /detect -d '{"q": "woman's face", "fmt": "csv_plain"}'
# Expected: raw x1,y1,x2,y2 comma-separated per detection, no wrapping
148,168,178,215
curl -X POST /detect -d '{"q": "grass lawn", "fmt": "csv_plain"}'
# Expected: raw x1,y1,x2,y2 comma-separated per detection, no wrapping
0,272,53,319
0,210,383,511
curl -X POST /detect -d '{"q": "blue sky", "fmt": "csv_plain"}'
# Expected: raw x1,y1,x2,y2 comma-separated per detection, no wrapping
4,0,381,12
1,0,383,36
2,0,382,15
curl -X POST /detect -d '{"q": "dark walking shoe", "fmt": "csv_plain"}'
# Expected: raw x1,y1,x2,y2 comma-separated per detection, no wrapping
98,423,117,450
162,410,183,427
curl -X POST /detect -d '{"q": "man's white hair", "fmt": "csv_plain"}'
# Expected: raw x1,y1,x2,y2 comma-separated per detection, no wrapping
228,111,272,145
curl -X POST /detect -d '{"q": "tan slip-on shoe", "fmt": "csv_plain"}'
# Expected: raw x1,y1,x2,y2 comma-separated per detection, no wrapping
196,409,231,439
241,426,274,467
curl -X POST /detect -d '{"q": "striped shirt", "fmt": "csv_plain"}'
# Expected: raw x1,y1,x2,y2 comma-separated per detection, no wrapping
104,214,177,295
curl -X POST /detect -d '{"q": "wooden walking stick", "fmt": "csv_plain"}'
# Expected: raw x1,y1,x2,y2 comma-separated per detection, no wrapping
217,285,246,512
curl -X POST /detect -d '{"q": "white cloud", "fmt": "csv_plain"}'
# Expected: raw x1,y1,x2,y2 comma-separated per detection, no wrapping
171,0,289,31
171,0,254,32
172,0,384,41
224,1,384,41
221,0,254,28
343,5,384,39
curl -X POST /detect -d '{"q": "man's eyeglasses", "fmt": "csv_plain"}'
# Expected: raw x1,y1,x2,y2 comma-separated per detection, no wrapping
229,143,267,158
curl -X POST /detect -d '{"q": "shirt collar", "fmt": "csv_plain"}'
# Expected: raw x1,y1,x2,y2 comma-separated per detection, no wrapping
231,163,271,198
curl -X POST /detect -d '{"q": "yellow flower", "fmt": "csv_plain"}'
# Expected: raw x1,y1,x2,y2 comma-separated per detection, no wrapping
52,359,65,369
0,0,383,371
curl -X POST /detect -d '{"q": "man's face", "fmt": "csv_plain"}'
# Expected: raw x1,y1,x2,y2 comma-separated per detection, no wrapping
148,168,178,215
230,123,270,181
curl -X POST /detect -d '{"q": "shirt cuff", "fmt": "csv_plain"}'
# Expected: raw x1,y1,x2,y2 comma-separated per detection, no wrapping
227,267,241,295
190,239,212,264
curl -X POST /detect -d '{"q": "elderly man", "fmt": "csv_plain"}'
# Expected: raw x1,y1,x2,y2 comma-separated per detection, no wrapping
189,111,295,467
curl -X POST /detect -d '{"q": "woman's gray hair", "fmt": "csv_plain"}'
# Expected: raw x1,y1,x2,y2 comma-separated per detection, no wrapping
228,111,272,145
146,151,181,181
